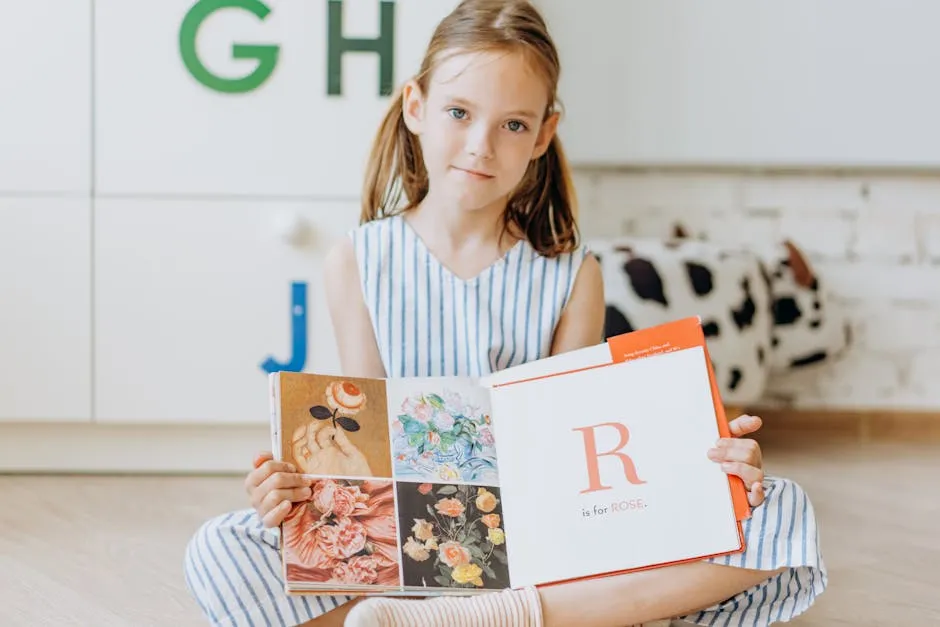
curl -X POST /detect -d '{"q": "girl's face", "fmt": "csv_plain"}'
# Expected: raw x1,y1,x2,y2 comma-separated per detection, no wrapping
402,49,559,214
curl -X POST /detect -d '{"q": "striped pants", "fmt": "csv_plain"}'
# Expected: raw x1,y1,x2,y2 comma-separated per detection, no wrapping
183,476,827,627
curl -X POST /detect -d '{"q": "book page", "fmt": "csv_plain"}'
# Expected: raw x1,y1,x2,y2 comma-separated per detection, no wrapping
384,378,510,591
272,373,514,594
488,346,742,589
275,373,401,589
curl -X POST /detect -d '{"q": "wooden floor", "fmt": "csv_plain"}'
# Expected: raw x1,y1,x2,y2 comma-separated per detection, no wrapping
1,434,938,626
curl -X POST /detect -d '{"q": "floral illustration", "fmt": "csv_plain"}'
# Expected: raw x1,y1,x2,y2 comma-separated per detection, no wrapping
396,482,510,590
391,388,498,484
282,478,400,586
309,380,367,433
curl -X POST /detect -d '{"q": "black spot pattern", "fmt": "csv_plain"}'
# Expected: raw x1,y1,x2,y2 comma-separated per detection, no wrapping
729,368,743,390
702,319,721,337
731,277,757,330
771,336,780,348
773,297,802,325
791,351,828,367
809,320,821,329
757,346,766,364
604,305,634,338
624,258,668,307
685,262,714,296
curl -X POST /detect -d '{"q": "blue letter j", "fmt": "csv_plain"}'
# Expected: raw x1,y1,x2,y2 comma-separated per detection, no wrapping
260,281,307,374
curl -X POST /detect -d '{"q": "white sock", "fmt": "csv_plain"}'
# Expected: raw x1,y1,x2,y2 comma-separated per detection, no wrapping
344,586,543,627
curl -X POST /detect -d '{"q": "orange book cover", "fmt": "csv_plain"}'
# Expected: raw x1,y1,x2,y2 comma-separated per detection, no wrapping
268,316,747,596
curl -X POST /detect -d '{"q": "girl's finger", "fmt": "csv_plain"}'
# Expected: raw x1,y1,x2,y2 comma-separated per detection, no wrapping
253,451,273,469
262,499,291,528
709,439,762,466
728,414,762,437
721,461,764,488
748,481,765,507
260,485,313,514
258,469,313,495
245,460,296,491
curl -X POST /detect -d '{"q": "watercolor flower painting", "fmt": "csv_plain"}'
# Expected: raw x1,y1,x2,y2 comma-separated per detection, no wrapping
396,482,510,590
390,388,498,484
282,478,400,586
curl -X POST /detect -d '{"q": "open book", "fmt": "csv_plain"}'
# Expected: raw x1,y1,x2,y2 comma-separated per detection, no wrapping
268,316,751,596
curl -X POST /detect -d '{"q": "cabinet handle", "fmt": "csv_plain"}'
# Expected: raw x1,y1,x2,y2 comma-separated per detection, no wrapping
273,213,310,246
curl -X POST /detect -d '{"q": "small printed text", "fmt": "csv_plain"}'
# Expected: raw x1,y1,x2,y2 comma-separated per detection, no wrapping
581,498,648,519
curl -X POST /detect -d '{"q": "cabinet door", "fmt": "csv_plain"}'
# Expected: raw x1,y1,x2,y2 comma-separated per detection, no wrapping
93,199,359,425
0,199,92,421
93,0,459,198
0,1,91,194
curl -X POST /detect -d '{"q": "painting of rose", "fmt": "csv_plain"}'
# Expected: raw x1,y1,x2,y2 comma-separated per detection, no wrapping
395,482,510,590
282,478,401,586
387,380,499,485
277,373,392,480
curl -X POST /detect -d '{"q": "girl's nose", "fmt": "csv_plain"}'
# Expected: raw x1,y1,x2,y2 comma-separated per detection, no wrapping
465,124,494,160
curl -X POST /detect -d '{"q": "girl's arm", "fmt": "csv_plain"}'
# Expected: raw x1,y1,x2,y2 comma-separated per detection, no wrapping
550,253,606,355
323,237,388,379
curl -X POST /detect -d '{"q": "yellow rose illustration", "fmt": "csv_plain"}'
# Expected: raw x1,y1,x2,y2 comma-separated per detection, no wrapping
451,563,484,586
487,527,505,546
475,487,498,513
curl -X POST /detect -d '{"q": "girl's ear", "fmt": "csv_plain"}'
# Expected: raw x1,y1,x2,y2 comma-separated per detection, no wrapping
402,79,426,135
531,111,559,159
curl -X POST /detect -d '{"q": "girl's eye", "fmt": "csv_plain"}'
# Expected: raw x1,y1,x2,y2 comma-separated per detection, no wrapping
447,108,468,120
506,120,527,133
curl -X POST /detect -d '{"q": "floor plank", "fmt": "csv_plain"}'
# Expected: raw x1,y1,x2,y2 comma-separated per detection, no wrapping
1,436,937,626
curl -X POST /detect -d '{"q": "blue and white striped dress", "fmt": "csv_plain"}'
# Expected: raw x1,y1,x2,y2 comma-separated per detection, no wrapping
184,214,827,627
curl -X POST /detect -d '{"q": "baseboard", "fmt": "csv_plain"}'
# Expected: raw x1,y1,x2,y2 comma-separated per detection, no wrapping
744,407,940,443
0,423,269,474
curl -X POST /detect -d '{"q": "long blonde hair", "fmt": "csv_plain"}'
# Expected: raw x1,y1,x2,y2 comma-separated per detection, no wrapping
360,0,579,258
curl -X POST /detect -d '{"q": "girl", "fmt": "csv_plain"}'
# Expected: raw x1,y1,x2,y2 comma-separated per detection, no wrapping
184,1,826,625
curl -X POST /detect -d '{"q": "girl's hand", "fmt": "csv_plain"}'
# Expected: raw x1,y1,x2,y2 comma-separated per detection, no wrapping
244,452,315,528
708,414,766,507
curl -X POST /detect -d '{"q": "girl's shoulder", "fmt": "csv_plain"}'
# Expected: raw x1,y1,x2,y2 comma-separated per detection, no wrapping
528,239,593,267
346,214,403,247
349,213,406,234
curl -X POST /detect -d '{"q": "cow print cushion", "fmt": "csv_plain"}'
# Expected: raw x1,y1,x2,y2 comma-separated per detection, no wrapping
588,234,852,406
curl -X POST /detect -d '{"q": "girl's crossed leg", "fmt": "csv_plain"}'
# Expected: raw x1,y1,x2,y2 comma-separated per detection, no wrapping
184,476,825,627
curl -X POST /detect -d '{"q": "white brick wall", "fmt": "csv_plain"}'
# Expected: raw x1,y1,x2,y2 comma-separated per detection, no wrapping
576,169,940,412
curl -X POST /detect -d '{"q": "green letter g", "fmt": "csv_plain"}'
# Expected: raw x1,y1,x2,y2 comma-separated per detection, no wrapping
179,0,279,93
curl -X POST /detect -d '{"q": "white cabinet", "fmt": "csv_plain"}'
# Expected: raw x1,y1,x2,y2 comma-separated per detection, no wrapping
93,198,359,425
0,0,91,194
93,0,458,198
0,199,92,422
